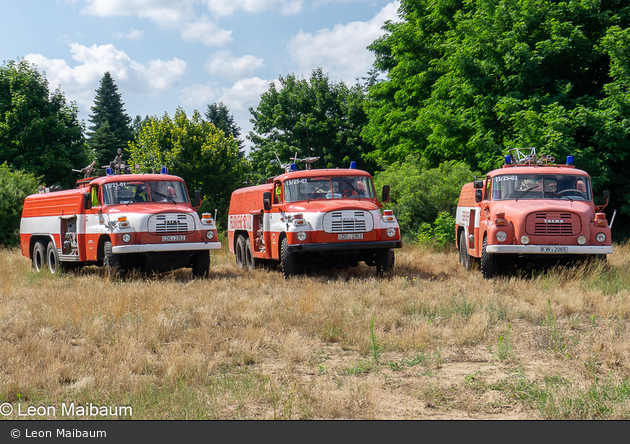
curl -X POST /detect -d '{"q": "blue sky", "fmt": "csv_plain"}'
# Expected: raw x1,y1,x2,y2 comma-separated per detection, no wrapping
1,0,400,149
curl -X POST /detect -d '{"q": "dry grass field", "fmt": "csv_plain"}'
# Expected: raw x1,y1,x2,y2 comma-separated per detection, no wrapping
2,240,630,420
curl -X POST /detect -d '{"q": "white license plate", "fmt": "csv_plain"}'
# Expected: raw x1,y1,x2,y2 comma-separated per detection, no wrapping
338,233,363,240
162,235,186,242
539,246,568,253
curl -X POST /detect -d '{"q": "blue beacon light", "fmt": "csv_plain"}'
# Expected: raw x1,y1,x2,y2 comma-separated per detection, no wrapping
349,161,357,169
290,163,297,171
161,166,168,174
566,156,574,166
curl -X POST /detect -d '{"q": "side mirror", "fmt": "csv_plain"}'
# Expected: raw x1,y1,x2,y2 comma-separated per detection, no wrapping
83,193,91,210
603,190,610,203
263,191,272,211
382,185,390,204
194,190,202,208
475,189,483,203
473,180,484,189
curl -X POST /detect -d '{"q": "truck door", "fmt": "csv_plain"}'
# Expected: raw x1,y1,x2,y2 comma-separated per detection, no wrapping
84,184,103,261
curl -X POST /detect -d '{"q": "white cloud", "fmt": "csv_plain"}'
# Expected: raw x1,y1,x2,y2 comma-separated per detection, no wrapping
178,84,219,107
204,51,264,81
25,43,187,111
113,28,145,40
218,77,272,112
180,16,233,46
81,0,232,46
203,0,304,17
287,1,400,82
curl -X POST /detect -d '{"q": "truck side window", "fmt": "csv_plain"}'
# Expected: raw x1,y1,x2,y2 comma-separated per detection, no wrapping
91,186,99,207
273,182,282,204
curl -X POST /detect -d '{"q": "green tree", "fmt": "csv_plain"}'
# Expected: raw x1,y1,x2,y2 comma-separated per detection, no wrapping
364,0,630,225
127,108,246,228
248,68,377,180
374,156,474,238
0,59,88,189
87,72,133,168
0,162,40,246
205,101,244,153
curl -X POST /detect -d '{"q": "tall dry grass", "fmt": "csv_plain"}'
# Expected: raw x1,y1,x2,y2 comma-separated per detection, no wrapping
2,241,630,419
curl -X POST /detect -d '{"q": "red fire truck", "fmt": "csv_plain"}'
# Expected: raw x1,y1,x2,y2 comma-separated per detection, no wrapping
227,160,402,278
20,160,220,277
455,148,613,278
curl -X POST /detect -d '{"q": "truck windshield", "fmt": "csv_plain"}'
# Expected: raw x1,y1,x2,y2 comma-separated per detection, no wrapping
491,174,592,201
284,176,375,202
102,181,190,205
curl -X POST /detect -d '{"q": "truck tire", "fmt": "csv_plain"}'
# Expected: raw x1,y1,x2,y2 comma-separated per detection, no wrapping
376,248,395,277
245,237,258,271
235,235,246,269
281,237,301,279
32,241,46,273
459,231,471,270
192,251,210,278
103,240,122,274
46,242,60,274
480,236,497,279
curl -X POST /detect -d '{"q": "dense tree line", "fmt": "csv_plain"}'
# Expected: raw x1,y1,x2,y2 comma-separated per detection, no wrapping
2,0,630,245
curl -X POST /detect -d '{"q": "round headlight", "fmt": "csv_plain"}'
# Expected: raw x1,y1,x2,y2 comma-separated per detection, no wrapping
520,235,530,245
386,227,396,238
297,231,307,241
596,233,606,243
206,230,215,240
496,231,507,242
577,236,587,245
122,233,131,243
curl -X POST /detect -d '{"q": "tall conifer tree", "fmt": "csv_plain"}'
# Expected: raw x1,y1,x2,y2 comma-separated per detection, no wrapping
87,72,133,168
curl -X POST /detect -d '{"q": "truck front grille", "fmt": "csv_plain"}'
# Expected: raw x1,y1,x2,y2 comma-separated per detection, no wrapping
526,212,580,236
323,210,374,233
148,213,195,235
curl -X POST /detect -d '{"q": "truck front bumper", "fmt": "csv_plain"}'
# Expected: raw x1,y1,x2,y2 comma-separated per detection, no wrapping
486,245,612,255
287,240,402,253
113,241,222,254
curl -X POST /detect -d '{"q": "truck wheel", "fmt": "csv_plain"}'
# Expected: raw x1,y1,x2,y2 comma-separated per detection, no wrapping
32,241,46,272
281,237,301,279
376,248,395,277
46,243,60,274
459,231,471,270
245,237,258,271
480,236,497,279
192,251,210,278
235,235,246,269
103,240,121,274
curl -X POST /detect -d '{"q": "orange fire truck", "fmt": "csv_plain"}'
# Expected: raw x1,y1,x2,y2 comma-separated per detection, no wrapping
20,158,220,277
455,148,613,278
227,160,402,278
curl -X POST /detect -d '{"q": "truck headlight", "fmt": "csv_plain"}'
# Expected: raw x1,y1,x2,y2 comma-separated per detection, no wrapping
122,233,131,243
386,227,396,238
496,231,507,242
578,236,586,245
297,231,307,241
596,233,606,243
206,230,215,240
520,235,530,245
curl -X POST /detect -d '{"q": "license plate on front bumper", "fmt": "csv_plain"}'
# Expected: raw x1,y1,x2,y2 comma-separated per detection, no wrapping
162,235,186,242
338,233,363,240
539,246,568,253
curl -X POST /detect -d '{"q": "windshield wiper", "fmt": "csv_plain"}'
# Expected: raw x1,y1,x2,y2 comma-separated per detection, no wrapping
343,179,361,199
545,191,573,202
151,190,177,203
515,184,539,201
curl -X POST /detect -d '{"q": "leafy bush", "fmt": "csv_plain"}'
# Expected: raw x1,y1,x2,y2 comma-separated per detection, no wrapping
417,212,457,249
0,163,40,246
374,156,475,239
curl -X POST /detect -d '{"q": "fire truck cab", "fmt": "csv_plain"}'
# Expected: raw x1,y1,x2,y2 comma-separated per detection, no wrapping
20,165,220,277
455,148,612,278
227,161,402,278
